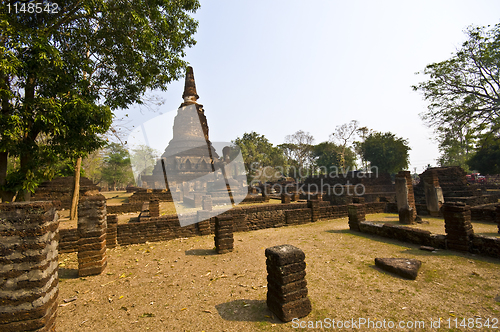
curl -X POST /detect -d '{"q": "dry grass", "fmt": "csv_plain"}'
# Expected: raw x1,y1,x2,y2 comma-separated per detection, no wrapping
57,217,500,332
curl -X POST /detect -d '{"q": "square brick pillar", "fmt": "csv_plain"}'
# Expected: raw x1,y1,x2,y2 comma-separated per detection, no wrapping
265,244,311,322
106,214,118,248
149,199,160,217
281,193,291,204
423,169,444,216
395,171,417,224
348,203,365,231
443,202,474,252
307,200,320,222
78,195,107,277
0,202,59,332
214,215,234,254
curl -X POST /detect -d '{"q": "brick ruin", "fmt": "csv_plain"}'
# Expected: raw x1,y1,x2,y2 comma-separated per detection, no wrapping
395,171,417,224
77,195,107,277
265,244,311,322
414,166,499,211
443,202,474,252
348,197,366,231
1,185,498,330
303,171,395,204
32,176,100,209
420,169,444,216
0,201,59,332
214,215,234,254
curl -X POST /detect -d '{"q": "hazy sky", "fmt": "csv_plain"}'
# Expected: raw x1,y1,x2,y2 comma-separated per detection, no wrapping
119,0,500,173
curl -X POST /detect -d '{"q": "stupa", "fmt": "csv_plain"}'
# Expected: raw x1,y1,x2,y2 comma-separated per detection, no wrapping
140,67,219,189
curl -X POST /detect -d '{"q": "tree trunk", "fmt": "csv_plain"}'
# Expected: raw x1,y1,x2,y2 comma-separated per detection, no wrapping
0,152,15,202
70,157,82,220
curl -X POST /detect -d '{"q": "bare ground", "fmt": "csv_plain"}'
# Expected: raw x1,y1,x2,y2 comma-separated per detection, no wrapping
57,216,500,332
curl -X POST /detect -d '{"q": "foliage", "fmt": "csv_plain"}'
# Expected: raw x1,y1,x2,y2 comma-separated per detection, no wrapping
130,145,160,179
0,0,200,200
81,149,105,184
283,130,315,173
233,132,285,182
467,136,500,174
313,142,356,174
101,143,134,190
436,126,475,172
330,120,359,170
414,23,500,166
359,132,411,174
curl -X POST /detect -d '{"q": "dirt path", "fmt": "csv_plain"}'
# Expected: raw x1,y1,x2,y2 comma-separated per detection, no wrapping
57,217,500,331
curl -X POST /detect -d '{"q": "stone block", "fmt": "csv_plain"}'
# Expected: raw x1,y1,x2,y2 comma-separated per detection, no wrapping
265,244,305,266
266,294,312,322
374,257,422,280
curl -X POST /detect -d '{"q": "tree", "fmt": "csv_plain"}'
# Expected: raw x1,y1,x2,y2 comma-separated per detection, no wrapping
330,120,359,170
81,149,105,184
233,132,285,182
313,142,356,174
436,125,475,171
283,130,315,175
130,144,160,181
467,136,500,174
101,143,134,190
354,126,372,170
359,132,411,174
0,0,200,201
413,23,500,164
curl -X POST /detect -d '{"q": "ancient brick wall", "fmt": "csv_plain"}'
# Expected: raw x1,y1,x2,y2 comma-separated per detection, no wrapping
32,176,99,209
365,202,387,214
128,189,173,203
57,201,390,251
106,202,142,214
0,201,59,332
358,221,446,249
319,205,349,220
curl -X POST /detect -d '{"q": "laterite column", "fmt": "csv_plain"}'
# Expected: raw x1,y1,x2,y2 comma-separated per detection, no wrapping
348,202,365,231
443,202,473,252
0,202,59,332
214,215,234,254
265,244,311,322
78,195,107,277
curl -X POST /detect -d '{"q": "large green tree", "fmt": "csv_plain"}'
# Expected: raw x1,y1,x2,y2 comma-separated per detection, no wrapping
283,130,315,174
101,143,134,190
413,23,500,166
313,142,356,174
468,136,500,174
0,0,200,201
233,132,286,183
359,132,411,174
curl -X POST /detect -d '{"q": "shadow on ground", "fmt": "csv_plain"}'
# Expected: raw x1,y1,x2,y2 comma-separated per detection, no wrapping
215,299,283,324
59,268,79,279
185,248,217,256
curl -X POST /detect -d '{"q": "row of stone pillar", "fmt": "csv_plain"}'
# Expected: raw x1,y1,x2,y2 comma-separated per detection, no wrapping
348,200,498,253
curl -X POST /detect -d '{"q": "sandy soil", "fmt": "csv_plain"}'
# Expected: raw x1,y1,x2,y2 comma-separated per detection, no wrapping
57,217,500,331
